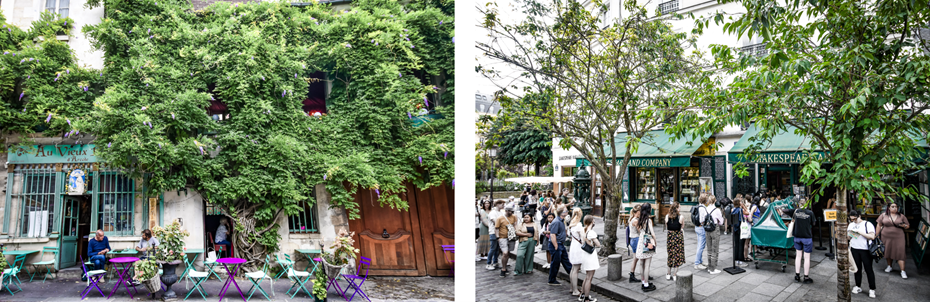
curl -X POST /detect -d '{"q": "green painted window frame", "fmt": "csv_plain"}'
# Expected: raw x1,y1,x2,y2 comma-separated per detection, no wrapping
288,188,319,234
18,170,59,237
632,167,657,204
95,172,136,236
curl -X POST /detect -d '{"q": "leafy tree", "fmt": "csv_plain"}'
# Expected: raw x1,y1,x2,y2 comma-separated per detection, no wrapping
80,0,454,267
0,12,104,137
478,0,711,254
686,1,930,300
489,117,551,175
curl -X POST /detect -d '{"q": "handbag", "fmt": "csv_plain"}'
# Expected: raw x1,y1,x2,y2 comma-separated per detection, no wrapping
869,233,885,262
574,230,595,254
506,223,517,241
740,214,751,239
786,219,795,239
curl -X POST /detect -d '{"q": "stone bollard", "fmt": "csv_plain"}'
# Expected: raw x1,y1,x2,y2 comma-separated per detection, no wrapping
607,254,623,281
675,270,693,302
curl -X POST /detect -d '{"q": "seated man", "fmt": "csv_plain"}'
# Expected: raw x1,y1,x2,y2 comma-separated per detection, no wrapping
130,229,159,285
87,229,111,281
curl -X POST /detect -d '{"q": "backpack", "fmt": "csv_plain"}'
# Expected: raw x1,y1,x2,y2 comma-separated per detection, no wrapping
703,207,718,232
690,205,703,227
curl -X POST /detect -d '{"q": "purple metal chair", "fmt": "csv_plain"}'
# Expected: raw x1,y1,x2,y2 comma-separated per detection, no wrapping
79,255,106,299
343,257,371,302
441,245,455,276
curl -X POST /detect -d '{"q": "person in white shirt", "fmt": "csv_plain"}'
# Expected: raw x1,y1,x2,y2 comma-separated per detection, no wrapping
485,200,504,270
694,196,709,270
704,195,724,274
567,208,585,297
847,210,877,298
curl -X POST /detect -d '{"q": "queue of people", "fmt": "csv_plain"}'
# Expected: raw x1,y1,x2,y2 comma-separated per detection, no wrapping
475,191,912,300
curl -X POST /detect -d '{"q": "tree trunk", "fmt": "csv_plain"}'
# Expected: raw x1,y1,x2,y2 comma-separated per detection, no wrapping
599,160,629,256
535,163,541,176
835,188,851,302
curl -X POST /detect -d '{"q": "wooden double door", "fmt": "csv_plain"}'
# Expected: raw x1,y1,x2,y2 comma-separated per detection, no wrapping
348,182,454,276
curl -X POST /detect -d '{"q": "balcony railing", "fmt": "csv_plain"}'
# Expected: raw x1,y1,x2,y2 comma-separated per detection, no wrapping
658,0,679,14
740,43,768,57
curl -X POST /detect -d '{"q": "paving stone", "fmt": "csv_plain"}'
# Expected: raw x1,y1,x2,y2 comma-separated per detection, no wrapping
737,292,774,302
693,282,726,297
751,282,785,296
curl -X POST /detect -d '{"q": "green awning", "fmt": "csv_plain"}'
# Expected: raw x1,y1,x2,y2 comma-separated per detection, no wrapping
728,124,825,163
576,130,710,168
730,124,930,163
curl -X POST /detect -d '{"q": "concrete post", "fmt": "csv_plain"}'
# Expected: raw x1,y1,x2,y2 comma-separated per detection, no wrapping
607,254,623,281
675,270,693,302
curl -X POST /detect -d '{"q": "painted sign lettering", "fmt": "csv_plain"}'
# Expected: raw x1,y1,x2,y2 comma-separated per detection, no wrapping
8,145,98,164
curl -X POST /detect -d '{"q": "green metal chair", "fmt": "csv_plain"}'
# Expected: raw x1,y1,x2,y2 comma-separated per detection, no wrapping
183,263,210,301
30,247,58,282
202,251,222,280
273,253,294,281
284,267,313,298
244,255,273,301
1,266,23,295
4,254,27,289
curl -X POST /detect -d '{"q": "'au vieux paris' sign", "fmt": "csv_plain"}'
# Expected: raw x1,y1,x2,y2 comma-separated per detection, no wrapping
7,145,97,164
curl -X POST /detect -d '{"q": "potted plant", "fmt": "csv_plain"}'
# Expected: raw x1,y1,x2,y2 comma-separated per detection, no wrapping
133,259,161,293
320,229,359,279
152,221,189,299
311,266,328,302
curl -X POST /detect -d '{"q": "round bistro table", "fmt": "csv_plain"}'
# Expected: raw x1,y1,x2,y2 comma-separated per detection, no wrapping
216,257,248,301
107,257,140,299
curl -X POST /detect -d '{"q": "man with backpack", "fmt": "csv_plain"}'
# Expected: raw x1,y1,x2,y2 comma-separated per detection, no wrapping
691,194,709,270
704,195,724,274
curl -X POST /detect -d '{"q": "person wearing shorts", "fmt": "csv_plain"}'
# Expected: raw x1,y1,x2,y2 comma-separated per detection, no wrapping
495,207,518,276
782,202,815,284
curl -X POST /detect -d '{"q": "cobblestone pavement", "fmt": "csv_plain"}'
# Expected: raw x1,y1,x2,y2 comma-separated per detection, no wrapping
475,260,617,302
480,216,930,302
0,274,453,301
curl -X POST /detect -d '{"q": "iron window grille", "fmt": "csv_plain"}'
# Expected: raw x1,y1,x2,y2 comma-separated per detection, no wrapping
740,43,768,57
45,0,70,18
97,173,136,236
658,0,678,14
16,166,58,238
288,199,319,234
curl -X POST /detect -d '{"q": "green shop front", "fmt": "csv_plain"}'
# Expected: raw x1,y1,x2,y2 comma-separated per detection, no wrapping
1,144,157,270
727,124,825,199
578,130,726,221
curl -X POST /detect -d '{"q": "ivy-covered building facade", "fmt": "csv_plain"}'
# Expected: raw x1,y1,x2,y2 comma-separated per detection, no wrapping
1,0,454,277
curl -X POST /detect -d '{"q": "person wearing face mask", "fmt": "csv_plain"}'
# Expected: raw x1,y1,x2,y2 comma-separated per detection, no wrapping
876,202,910,279
847,210,877,298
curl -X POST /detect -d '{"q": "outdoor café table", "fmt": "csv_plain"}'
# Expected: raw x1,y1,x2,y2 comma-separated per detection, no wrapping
106,250,139,280
216,257,248,301
3,250,38,283
107,257,140,299
295,249,322,272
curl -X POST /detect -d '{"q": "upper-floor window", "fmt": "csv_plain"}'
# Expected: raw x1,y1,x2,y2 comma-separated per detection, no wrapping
740,37,767,57
658,0,678,15
303,72,328,116
46,0,70,18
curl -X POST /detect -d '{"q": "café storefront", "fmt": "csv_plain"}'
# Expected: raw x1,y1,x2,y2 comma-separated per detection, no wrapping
727,124,825,198
0,144,153,270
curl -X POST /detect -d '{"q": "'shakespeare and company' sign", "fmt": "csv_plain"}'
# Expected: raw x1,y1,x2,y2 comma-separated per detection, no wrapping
728,151,826,164
576,157,690,168
8,145,97,164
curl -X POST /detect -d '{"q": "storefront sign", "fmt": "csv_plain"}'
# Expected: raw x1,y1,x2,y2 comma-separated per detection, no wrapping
576,157,690,168
824,209,837,221
728,151,826,164
693,138,717,157
8,145,97,164
558,155,585,161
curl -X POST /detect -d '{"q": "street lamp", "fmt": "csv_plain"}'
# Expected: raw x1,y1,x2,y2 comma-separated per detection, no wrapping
488,148,498,200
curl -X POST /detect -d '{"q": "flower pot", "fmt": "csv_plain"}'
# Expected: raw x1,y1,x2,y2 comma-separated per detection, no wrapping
158,261,183,299
142,273,162,293
314,297,327,302
320,257,350,279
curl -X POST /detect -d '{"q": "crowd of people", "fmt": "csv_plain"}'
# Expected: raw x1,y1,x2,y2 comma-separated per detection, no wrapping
476,190,913,300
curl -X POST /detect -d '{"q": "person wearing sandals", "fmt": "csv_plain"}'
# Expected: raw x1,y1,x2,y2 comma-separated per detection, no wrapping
514,213,539,276
567,208,585,297
876,202,910,279
578,216,601,302
632,203,658,292
495,206,519,277
848,210,877,298
665,202,685,280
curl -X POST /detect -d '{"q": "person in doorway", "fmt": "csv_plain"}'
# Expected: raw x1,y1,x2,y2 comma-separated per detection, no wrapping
579,215,601,302
215,217,232,257
486,200,504,270
705,195,724,274
876,202,910,279
495,206,519,277
129,229,159,285
547,209,573,286
665,202,685,280
514,213,539,276
87,229,111,281
568,207,585,296
780,200,815,284
632,203,658,292
848,210,877,298
694,194,709,271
